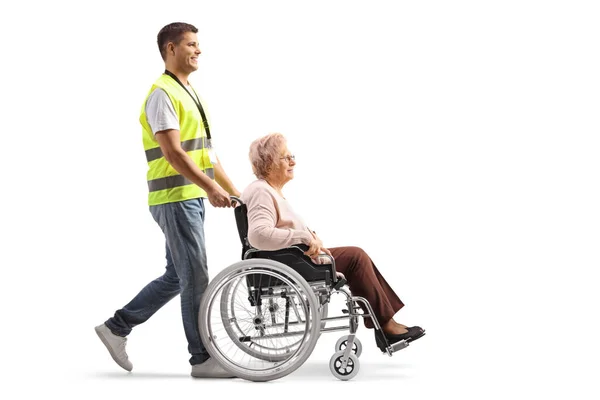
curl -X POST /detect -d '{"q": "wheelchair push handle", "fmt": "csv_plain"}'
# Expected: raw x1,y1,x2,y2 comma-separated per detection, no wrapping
230,196,244,207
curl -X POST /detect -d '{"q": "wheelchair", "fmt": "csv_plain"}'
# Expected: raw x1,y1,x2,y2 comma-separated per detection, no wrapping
198,197,412,381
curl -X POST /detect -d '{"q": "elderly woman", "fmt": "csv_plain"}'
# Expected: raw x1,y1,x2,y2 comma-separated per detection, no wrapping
241,133,425,350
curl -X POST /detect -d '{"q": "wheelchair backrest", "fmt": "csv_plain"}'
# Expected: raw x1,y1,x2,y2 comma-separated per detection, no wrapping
234,203,251,258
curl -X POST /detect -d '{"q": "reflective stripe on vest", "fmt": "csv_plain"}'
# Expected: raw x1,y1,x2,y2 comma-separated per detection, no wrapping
145,137,208,163
147,168,215,192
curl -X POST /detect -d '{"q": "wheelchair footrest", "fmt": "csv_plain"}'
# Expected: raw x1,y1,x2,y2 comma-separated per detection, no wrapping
390,340,409,352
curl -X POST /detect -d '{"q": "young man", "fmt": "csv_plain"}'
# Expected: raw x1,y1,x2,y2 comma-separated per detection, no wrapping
95,22,239,378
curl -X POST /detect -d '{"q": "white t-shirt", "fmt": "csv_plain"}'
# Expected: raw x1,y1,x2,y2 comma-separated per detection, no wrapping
145,87,218,163
145,88,180,134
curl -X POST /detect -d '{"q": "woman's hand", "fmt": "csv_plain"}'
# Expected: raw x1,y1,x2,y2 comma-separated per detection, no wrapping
305,236,330,259
305,236,322,258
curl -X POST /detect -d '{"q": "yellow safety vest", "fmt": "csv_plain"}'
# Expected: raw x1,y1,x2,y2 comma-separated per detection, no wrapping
140,74,215,206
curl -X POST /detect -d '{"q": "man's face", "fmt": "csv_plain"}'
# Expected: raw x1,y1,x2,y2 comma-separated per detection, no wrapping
170,32,201,73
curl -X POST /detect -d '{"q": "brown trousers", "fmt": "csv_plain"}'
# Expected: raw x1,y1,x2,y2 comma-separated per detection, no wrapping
328,246,404,329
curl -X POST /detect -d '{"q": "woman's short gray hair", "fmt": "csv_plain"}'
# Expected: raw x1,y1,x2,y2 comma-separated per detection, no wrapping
249,133,287,179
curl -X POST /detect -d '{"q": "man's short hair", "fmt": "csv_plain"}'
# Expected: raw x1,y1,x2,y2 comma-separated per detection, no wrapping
157,22,198,61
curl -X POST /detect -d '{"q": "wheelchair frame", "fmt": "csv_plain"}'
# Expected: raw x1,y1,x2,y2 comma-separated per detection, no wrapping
197,197,410,381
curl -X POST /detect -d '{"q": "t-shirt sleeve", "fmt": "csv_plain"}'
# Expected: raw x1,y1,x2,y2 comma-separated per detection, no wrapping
245,187,313,250
145,89,180,134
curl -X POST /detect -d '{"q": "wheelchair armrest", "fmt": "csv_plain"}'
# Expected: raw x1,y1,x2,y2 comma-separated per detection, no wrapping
244,244,338,286
280,244,340,285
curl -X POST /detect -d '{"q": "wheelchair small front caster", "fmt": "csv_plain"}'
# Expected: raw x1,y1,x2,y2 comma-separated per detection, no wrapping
329,351,360,381
334,336,363,357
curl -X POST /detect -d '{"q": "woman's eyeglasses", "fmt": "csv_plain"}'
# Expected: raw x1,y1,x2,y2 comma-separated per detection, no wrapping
279,155,296,163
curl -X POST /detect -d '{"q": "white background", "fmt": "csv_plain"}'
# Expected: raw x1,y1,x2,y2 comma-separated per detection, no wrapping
1,0,599,398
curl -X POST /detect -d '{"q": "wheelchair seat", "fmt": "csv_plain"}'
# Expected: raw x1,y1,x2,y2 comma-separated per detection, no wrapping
233,201,337,287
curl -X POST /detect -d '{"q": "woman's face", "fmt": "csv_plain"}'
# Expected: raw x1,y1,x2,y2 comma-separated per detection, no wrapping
268,143,296,186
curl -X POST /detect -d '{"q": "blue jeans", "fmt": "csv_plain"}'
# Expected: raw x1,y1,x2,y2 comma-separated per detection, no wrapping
105,198,210,365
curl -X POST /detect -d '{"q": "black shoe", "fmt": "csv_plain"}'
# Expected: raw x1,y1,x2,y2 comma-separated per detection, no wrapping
375,327,426,352
405,326,426,343
374,329,412,352
374,329,391,352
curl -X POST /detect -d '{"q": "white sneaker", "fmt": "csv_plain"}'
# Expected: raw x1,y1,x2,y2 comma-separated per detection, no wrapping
95,324,133,372
191,358,235,378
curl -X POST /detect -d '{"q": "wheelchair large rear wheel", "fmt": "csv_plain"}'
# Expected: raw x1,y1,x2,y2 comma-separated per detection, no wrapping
218,277,326,362
199,259,321,382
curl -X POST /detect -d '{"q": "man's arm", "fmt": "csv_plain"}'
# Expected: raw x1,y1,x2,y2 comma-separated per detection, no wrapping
213,155,241,197
155,129,231,207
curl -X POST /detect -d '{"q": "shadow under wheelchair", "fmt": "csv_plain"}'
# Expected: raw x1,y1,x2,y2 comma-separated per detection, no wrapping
287,360,415,381
196,197,424,383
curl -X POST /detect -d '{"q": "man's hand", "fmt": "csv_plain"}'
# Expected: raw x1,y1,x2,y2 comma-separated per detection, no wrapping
207,185,232,208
